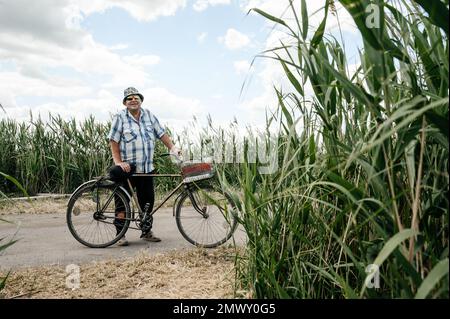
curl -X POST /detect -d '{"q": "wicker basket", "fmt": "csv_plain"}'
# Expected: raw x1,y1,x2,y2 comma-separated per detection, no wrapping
181,162,214,183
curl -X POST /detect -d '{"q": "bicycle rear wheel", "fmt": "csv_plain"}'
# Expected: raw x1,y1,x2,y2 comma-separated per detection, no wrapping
67,181,131,248
175,186,238,248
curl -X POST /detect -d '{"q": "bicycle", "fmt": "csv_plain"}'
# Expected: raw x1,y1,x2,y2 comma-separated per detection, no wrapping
66,155,238,248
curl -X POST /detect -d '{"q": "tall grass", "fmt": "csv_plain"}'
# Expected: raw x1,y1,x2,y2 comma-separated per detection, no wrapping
0,114,179,195
0,114,111,195
1,171,26,293
218,0,448,298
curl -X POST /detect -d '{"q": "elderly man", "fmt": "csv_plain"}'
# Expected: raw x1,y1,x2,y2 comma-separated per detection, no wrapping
108,87,181,246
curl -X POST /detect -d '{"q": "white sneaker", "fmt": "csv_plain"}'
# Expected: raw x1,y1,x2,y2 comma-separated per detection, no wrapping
117,235,129,246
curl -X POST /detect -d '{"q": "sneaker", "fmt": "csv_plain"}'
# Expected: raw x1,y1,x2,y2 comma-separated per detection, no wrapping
117,235,129,246
141,231,161,242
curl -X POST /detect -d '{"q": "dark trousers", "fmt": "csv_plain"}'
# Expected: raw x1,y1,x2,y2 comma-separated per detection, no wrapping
110,165,155,234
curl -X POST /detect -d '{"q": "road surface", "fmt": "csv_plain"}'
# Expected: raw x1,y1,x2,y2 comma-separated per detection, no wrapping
0,209,245,270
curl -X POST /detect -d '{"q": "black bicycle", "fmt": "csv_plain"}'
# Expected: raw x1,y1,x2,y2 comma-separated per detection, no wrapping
66,155,238,248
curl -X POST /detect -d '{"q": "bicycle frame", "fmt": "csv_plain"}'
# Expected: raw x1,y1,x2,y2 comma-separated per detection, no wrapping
114,173,209,223
126,173,183,217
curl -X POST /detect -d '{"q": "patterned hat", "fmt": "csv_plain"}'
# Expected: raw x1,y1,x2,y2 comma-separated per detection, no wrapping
123,87,144,103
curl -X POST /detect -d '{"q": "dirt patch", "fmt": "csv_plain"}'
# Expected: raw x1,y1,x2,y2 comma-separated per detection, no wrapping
0,198,68,215
0,247,244,299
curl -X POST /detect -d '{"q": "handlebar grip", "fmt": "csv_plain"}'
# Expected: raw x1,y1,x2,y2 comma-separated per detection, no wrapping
159,153,171,157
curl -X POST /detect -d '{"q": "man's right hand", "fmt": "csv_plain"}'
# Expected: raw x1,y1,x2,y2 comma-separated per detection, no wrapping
117,162,131,173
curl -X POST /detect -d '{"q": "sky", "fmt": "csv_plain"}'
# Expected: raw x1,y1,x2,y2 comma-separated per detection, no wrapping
0,0,361,134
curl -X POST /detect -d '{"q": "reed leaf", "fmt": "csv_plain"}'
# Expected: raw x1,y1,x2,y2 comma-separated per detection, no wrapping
415,258,449,299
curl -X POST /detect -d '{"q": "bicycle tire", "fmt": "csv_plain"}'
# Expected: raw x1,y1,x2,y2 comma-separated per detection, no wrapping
175,186,238,248
67,180,131,248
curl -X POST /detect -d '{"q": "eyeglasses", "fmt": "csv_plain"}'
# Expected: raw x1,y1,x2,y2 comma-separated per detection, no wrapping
126,96,140,101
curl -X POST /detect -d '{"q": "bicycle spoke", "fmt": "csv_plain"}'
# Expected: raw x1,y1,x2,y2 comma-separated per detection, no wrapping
176,187,237,248
67,183,131,248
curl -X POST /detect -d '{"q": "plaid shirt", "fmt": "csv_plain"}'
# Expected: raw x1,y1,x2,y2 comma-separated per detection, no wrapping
108,108,166,173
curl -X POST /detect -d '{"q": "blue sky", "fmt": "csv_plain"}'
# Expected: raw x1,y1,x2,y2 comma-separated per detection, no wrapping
0,0,360,133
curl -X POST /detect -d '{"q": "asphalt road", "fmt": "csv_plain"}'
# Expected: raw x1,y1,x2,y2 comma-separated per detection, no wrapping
0,209,246,270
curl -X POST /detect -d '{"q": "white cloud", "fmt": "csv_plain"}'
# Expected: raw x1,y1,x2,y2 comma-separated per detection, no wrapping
0,0,199,124
241,0,357,35
237,0,359,127
75,0,188,22
210,0,232,4
193,0,209,12
193,0,231,12
123,55,161,67
109,43,130,51
0,1,85,50
197,32,208,44
0,82,110,123
0,90,118,124
219,28,250,50
141,87,204,122
0,71,92,100
0,87,205,127
0,86,19,110
234,60,251,75
0,0,185,66
238,57,284,113
65,36,152,87
0,2,156,88
240,0,290,17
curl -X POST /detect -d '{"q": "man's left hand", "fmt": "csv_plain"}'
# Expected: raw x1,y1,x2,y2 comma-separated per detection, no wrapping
170,146,182,160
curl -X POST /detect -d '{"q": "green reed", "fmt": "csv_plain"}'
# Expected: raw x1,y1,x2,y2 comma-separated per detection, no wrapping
216,0,448,298
0,114,181,195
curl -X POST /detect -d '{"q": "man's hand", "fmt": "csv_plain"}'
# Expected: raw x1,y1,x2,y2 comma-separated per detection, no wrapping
170,146,183,162
117,161,131,173
170,146,182,156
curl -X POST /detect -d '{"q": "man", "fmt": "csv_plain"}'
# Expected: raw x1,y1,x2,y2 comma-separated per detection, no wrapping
108,87,181,246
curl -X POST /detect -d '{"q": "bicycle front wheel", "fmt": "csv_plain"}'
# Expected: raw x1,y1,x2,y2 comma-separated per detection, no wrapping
175,186,238,248
67,181,131,248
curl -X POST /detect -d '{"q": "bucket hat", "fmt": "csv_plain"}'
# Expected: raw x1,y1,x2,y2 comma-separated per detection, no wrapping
123,87,144,103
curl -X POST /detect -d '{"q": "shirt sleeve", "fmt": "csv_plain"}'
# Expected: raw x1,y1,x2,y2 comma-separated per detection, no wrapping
151,113,166,139
108,114,123,143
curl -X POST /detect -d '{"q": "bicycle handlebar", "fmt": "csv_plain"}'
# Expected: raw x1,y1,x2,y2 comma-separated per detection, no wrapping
158,153,171,157
158,153,184,165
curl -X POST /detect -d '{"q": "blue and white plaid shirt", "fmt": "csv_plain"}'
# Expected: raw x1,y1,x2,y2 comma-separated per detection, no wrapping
108,108,166,173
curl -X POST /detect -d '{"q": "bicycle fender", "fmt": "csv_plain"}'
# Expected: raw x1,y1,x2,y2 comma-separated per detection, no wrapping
69,179,98,198
69,180,132,202
118,185,132,202
172,191,186,217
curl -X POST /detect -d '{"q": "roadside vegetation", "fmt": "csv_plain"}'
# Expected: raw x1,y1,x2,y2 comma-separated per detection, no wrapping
220,0,448,298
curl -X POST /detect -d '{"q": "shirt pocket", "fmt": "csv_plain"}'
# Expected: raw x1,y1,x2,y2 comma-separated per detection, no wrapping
123,129,137,143
144,124,155,141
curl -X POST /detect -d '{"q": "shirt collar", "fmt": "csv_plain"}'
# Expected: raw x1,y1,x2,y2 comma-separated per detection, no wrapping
125,107,143,123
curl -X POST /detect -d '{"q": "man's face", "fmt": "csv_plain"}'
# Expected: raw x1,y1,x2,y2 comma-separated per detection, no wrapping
124,95,141,112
